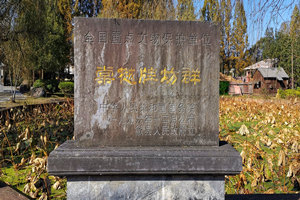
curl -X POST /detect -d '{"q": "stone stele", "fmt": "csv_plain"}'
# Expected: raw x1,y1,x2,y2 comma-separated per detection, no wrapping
48,18,242,200
74,18,219,147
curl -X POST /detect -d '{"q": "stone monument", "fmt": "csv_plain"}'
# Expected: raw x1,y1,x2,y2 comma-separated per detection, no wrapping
48,18,242,199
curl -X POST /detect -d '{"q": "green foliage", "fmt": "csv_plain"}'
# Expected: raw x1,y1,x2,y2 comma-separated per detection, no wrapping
252,5,300,88
1,0,71,83
33,79,46,88
45,79,59,93
277,88,300,98
33,79,59,93
220,81,230,95
58,82,74,95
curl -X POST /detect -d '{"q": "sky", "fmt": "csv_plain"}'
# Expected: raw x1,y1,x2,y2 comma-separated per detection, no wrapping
244,0,299,46
191,0,299,46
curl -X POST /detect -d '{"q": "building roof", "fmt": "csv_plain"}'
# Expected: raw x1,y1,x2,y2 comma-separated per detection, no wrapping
258,67,289,81
244,59,276,70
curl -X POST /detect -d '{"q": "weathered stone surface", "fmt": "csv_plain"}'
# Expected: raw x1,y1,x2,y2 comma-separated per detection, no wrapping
47,141,242,176
67,175,224,200
31,87,45,98
74,18,220,147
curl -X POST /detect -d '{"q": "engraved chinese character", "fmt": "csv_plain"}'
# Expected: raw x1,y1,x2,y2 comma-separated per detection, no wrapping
181,68,201,85
99,31,107,43
125,33,134,44
117,67,137,85
145,115,153,135
170,115,177,130
158,103,167,113
178,103,185,113
84,32,94,43
175,33,185,45
160,68,177,85
162,114,170,135
189,34,197,45
139,103,147,112
129,102,138,112
95,66,115,85
138,33,147,44
203,34,211,45
136,128,143,135
179,116,187,135
153,129,160,135
188,103,196,114
187,117,195,135
168,103,176,113
111,31,121,44
162,33,172,44
149,103,157,113
139,67,158,84
150,33,160,45
100,103,109,109
136,117,144,133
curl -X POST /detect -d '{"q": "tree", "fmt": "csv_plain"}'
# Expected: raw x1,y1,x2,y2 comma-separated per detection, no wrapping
143,0,175,20
100,0,141,19
1,0,71,87
72,0,102,17
232,0,249,74
219,0,233,73
259,28,277,59
176,0,196,21
290,5,300,88
200,0,220,22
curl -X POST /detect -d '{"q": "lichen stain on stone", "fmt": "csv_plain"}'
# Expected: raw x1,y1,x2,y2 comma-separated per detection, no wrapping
91,84,111,130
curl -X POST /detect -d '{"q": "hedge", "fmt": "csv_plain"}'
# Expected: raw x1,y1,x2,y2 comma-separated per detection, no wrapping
277,88,300,98
33,79,59,93
58,82,74,95
220,81,230,95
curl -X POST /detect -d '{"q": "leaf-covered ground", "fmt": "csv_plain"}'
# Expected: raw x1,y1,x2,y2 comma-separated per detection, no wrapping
0,96,299,199
0,101,74,199
220,96,300,194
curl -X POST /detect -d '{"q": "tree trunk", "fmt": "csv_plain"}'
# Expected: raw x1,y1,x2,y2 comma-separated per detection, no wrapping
33,70,35,84
291,44,294,89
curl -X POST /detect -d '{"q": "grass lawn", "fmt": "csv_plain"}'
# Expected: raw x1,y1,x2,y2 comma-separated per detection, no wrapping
0,95,68,109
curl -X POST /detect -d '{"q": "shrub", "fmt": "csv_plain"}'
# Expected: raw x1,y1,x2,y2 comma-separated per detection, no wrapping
277,88,300,99
58,82,74,95
45,79,59,93
220,81,229,95
33,79,45,88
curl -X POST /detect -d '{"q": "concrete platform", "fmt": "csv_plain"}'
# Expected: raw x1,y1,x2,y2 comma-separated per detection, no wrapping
0,181,29,200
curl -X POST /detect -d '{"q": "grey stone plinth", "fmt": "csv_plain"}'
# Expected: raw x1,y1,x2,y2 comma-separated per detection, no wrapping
67,175,225,200
47,141,242,176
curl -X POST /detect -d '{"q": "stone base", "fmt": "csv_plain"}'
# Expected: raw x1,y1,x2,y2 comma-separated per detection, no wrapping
47,141,242,175
67,175,225,200
48,141,241,199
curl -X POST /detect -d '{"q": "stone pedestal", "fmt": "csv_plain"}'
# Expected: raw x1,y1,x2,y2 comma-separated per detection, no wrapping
67,175,224,200
48,141,241,199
